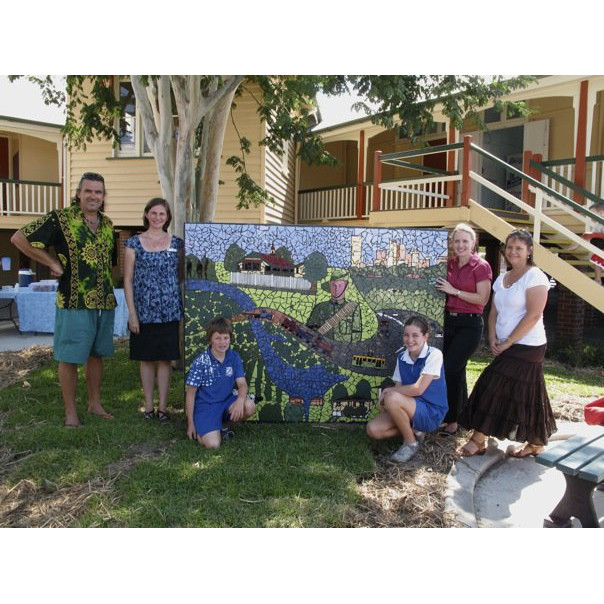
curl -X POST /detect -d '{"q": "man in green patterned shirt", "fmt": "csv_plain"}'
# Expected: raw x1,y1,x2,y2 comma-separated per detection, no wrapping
11,173,117,427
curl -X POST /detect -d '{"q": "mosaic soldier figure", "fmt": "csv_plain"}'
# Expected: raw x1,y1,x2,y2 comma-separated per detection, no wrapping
11,172,117,427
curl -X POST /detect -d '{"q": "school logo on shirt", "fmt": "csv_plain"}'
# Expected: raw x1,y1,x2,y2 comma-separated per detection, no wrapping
226,366,234,377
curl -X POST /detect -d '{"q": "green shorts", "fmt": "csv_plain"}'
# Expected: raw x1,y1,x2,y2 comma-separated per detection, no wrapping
53,308,115,364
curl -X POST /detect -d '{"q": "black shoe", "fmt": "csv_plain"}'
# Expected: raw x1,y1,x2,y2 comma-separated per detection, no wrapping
157,410,170,423
143,410,157,420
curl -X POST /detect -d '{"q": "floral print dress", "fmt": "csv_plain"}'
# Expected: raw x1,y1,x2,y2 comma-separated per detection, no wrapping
124,235,183,324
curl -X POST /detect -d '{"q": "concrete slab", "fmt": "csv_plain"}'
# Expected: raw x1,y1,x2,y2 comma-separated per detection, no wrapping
446,421,604,528
0,323,53,351
475,452,604,528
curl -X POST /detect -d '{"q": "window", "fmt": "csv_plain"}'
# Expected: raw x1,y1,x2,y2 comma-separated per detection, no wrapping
397,121,446,140
483,102,526,126
117,80,151,156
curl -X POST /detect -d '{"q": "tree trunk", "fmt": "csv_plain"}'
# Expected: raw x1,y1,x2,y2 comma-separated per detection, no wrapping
133,75,244,234
132,75,175,229
193,117,210,222
173,126,195,238
199,86,238,223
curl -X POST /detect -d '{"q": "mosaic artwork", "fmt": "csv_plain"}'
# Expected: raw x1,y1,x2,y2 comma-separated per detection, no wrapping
185,223,448,423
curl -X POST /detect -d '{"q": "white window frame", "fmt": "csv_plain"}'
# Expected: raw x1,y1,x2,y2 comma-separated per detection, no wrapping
114,78,153,158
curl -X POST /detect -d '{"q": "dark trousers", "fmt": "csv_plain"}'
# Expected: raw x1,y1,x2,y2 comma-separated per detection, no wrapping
442,312,484,424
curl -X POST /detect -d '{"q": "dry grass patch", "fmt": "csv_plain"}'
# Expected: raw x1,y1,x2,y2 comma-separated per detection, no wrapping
0,441,173,528
0,346,53,389
349,434,460,528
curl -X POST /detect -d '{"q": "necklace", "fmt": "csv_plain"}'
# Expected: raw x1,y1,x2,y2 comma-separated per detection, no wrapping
84,215,99,228
504,265,530,288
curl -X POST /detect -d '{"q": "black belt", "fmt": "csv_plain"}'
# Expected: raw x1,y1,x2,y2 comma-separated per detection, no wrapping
446,311,482,317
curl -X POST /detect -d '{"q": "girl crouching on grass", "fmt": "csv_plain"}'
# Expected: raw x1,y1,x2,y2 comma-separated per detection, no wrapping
366,316,448,463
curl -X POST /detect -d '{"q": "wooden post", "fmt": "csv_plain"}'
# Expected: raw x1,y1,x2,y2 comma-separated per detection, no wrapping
574,79,588,205
372,150,383,212
356,130,365,220
461,135,472,207
531,153,543,210
522,150,532,206
446,121,457,207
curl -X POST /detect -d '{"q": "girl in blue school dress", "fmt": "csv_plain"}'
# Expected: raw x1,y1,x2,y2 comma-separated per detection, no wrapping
366,315,448,463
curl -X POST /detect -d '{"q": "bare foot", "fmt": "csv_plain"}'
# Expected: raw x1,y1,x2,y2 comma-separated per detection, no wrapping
88,406,114,419
64,418,81,428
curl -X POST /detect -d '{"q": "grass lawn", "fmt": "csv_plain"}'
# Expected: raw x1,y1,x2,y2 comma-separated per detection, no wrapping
0,343,601,527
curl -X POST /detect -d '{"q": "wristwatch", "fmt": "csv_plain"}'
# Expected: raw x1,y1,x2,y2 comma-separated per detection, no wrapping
497,337,508,345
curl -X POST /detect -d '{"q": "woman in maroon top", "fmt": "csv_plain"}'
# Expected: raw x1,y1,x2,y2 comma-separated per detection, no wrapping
435,223,493,435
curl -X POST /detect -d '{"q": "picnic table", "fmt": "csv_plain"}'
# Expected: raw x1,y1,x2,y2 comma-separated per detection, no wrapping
536,430,604,528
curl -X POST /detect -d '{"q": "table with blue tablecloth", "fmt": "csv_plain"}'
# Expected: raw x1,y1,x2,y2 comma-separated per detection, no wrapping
0,288,18,329
14,287,129,336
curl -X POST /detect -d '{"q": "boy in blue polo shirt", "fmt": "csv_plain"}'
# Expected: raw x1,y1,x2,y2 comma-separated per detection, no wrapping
186,317,256,448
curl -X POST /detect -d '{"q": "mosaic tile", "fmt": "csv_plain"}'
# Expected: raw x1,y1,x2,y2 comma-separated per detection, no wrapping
185,223,447,423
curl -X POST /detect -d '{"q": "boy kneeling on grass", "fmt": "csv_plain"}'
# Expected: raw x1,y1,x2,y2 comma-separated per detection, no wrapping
186,317,256,449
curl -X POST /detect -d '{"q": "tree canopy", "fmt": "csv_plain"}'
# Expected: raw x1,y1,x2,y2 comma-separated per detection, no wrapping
11,75,534,235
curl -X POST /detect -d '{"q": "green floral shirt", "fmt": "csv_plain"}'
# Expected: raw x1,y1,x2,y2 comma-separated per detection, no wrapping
20,204,117,310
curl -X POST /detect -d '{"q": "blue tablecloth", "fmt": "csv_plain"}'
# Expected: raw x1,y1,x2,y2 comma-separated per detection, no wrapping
0,288,18,328
15,288,129,336
0,288,17,300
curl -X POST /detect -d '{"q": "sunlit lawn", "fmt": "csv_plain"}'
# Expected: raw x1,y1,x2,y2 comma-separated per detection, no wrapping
0,345,600,527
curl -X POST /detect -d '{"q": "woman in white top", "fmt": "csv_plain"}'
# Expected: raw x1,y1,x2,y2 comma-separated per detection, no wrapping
457,229,557,458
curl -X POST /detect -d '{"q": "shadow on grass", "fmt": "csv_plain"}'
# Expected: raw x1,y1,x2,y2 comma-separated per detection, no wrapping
79,424,376,527
1,348,377,527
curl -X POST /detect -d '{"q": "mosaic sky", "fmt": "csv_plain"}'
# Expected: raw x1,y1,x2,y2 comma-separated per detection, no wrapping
186,223,448,267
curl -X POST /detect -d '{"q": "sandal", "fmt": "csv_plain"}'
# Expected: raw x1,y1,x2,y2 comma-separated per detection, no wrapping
157,410,170,423
143,410,156,420
456,435,487,457
508,443,544,458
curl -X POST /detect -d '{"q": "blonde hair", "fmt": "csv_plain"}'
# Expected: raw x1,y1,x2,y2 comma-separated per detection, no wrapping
451,223,477,251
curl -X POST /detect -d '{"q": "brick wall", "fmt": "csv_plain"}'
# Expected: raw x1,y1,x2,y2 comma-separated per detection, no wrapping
555,285,585,348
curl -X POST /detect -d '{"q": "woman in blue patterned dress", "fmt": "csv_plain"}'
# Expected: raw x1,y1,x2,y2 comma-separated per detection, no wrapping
124,198,183,421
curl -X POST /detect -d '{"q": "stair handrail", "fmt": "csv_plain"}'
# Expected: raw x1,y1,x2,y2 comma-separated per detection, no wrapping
529,159,603,207
538,154,604,167
470,143,604,228
469,171,604,258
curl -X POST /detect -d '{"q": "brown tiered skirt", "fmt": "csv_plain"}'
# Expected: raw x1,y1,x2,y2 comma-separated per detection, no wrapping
459,344,557,446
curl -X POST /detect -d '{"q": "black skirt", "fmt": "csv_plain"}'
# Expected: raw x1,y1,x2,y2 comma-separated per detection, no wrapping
459,343,556,446
129,321,181,361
